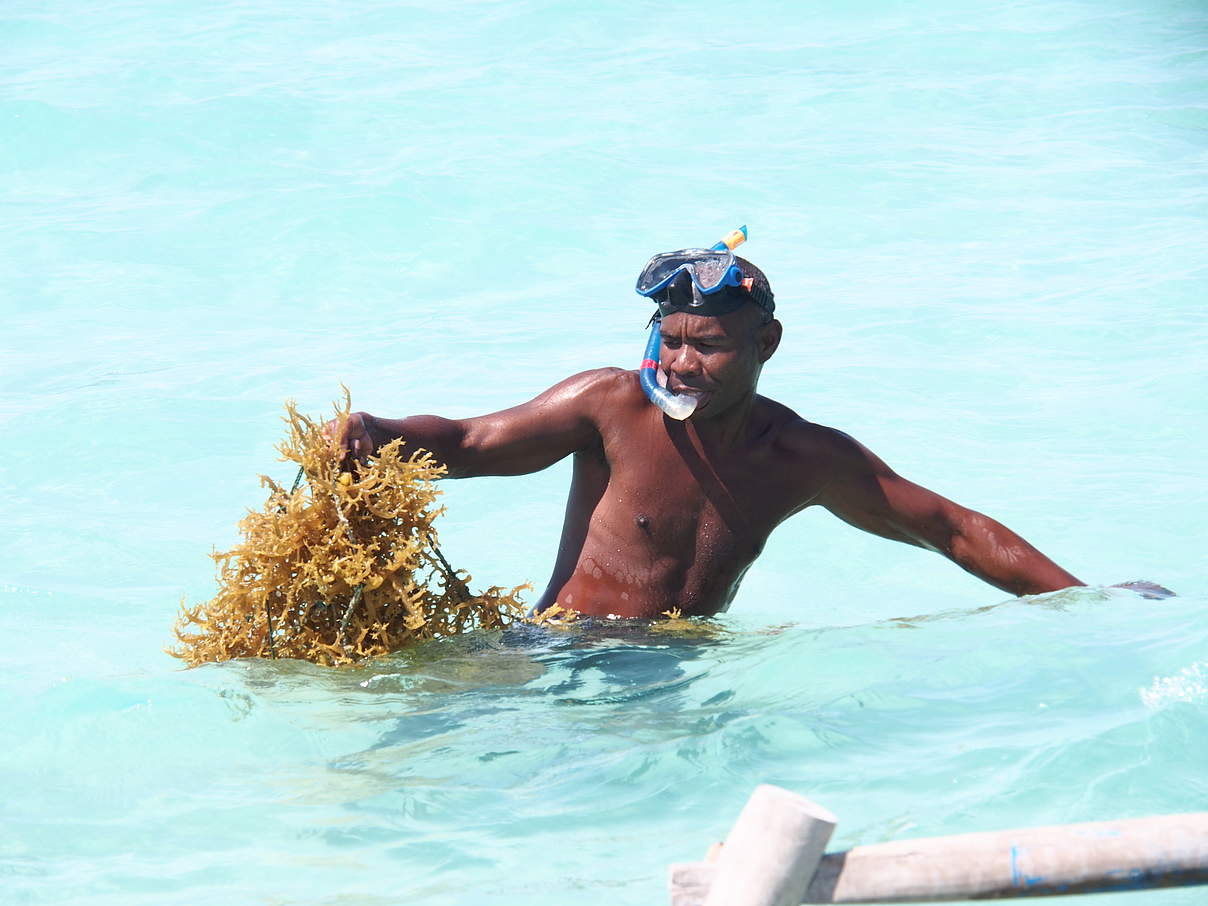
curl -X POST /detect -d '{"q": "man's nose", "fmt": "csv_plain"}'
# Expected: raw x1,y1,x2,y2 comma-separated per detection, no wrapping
667,344,701,376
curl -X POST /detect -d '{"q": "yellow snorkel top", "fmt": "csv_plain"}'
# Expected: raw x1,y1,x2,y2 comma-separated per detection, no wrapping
712,225,748,252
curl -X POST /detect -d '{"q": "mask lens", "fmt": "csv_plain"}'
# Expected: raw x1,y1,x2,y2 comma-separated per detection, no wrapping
636,251,695,295
635,249,734,296
689,254,733,291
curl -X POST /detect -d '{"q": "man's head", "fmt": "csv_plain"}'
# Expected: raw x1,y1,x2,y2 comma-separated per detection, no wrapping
655,257,782,420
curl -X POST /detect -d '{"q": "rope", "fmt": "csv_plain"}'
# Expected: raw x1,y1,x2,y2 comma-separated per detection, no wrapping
426,530,470,602
263,465,312,658
337,584,364,650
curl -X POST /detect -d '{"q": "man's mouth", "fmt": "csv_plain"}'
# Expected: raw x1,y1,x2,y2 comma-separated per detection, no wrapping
656,370,713,408
669,384,713,405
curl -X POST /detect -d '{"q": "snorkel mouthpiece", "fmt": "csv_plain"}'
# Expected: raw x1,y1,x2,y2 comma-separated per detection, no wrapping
636,225,749,420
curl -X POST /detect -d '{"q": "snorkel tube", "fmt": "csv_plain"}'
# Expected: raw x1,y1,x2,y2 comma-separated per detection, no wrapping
638,226,749,420
639,320,697,420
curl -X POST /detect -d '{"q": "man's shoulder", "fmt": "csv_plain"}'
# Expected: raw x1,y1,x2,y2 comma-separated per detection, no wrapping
567,366,641,390
534,368,645,424
553,367,644,406
763,404,865,465
770,412,896,489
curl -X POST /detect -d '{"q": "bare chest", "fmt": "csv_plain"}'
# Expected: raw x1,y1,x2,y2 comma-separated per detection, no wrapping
594,421,805,566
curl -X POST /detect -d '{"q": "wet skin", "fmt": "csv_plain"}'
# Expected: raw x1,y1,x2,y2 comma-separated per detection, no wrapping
335,306,1086,618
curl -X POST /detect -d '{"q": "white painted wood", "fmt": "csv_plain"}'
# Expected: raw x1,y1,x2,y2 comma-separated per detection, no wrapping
700,784,838,906
670,862,716,906
669,811,1208,904
809,811,1208,902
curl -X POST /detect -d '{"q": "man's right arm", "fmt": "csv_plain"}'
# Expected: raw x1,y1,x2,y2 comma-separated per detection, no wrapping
334,368,623,478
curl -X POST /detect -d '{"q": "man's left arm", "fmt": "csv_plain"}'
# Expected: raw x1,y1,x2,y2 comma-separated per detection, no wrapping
809,428,1084,597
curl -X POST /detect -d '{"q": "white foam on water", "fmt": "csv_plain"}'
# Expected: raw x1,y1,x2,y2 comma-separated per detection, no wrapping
1140,661,1208,710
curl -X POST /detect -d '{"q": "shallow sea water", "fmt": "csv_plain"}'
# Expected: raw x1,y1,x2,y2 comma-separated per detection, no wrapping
2,1,1207,903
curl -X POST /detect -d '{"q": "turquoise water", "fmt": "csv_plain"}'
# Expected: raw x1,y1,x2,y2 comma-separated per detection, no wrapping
3,0,1207,903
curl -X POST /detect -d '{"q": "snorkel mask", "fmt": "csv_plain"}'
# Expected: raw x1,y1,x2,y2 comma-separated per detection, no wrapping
634,226,773,419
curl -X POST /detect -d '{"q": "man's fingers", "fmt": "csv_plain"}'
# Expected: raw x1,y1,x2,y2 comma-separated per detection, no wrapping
322,418,345,444
322,412,377,469
1111,579,1176,600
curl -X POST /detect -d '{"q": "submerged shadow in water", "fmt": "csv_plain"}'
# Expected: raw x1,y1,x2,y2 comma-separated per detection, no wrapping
357,619,729,751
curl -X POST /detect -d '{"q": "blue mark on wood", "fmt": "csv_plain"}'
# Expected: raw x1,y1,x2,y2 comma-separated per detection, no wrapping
1009,845,1048,888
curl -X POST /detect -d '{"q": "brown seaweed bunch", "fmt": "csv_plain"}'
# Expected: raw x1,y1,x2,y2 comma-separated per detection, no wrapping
171,395,529,667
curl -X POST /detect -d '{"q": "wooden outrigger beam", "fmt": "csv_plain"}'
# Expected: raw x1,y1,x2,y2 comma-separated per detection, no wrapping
671,785,1208,905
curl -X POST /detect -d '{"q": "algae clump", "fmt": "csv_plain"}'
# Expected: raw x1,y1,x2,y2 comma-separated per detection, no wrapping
171,396,529,667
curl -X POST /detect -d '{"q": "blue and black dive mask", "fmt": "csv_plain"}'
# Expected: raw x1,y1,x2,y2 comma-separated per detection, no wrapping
635,229,775,319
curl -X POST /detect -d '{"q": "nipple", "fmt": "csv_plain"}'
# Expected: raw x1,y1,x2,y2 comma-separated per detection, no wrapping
635,514,651,531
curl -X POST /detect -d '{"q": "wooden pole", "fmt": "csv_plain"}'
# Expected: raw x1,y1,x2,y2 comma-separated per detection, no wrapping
671,808,1208,904
699,784,838,906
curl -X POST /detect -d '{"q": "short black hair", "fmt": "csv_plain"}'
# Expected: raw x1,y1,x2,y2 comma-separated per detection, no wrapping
735,255,775,323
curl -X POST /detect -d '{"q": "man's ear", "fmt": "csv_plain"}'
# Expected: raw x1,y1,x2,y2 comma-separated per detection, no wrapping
757,319,782,363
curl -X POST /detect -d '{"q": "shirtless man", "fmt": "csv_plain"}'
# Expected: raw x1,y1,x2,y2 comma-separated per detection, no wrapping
333,249,1086,618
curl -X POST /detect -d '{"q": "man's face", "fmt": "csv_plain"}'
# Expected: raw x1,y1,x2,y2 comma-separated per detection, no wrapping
658,305,781,420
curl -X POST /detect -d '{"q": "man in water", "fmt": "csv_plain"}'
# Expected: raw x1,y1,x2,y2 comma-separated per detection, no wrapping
333,249,1086,618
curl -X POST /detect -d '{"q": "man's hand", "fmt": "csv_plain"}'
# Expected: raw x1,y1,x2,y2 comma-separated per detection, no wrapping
1111,580,1176,600
327,411,387,471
